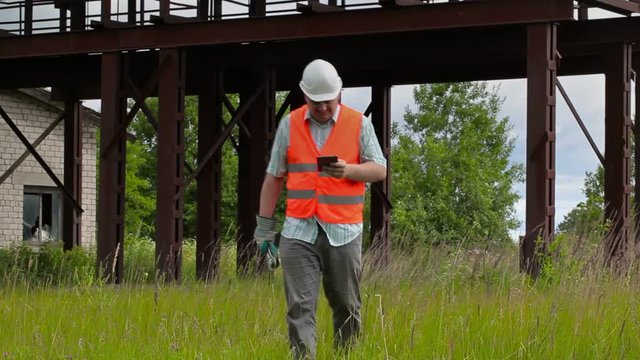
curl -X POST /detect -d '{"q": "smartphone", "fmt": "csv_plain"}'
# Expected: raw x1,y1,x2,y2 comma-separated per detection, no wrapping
317,155,338,171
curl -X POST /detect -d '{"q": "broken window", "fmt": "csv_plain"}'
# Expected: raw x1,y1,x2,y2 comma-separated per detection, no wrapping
23,187,61,242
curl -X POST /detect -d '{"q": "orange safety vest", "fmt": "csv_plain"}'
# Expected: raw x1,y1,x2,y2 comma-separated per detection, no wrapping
286,104,365,224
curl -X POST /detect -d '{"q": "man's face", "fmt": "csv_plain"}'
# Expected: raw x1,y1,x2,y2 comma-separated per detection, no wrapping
305,95,340,123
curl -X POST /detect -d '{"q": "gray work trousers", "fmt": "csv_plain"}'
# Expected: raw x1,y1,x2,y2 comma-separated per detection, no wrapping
280,227,362,359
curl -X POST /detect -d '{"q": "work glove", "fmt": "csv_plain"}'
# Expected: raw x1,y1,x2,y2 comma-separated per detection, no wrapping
254,215,280,271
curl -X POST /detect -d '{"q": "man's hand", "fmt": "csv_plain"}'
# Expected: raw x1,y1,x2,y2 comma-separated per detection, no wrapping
254,215,280,271
322,159,348,179
254,215,278,253
324,159,386,183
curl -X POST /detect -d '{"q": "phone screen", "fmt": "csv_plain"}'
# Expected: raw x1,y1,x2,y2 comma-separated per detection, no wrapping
317,155,338,171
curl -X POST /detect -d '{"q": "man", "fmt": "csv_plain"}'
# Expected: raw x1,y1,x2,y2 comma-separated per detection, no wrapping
253,59,387,359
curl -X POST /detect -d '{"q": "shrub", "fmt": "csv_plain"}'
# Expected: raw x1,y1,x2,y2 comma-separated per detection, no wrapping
0,242,95,287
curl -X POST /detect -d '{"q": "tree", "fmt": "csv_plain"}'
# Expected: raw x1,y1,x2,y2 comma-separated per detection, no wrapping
391,82,523,246
557,166,606,239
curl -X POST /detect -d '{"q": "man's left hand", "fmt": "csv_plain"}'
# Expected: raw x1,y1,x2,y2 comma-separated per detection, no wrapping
323,159,348,179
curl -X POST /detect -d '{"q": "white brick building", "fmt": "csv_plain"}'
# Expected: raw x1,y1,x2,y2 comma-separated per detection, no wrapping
0,88,98,248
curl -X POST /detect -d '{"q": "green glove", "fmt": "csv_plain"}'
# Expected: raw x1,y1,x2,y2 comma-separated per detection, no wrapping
260,239,280,271
254,215,280,271
254,215,278,252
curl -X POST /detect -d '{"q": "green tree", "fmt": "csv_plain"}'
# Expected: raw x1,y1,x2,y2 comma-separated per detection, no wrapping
557,166,605,239
392,82,523,246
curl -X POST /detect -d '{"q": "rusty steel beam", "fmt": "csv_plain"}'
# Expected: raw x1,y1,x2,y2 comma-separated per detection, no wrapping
275,92,292,123
237,69,276,276
250,0,267,17
297,1,345,13
580,0,640,14
222,95,251,139
289,87,305,109
197,0,209,20
70,0,86,31
97,52,126,284
156,48,186,283
555,78,605,165
101,0,112,23
7,18,640,93
128,0,137,24
24,0,33,35
63,100,83,250
176,78,268,201
196,70,224,281
635,57,640,245
100,58,169,158
559,16,640,45
124,78,160,131
0,112,64,185
522,23,557,277
0,105,83,214
4,18,640,92
0,0,574,60
369,85,391,269
604,43,632,266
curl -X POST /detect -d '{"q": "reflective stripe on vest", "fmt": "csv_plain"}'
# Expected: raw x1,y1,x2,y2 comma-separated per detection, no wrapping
285,104,365,224
287,163,316,173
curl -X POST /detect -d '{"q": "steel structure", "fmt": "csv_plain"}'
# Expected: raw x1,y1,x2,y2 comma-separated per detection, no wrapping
0,0,639,281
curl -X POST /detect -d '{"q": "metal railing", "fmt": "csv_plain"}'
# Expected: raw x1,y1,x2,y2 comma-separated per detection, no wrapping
0,0,471,35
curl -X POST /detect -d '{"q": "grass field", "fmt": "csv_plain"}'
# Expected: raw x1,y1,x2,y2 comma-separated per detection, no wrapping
1,239,639,359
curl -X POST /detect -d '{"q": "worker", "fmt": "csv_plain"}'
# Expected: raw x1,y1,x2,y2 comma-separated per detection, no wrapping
253,58,387,359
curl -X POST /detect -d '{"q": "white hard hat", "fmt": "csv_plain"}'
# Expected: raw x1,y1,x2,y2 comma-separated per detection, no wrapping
299,59,343,102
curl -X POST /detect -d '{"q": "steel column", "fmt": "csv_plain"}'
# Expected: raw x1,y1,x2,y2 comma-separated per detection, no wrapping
63,100,83,250
369,85,391,268
128,0,136,24
237,69,275,275
24,0,33,35
197,0,209,20
101,0,112,23
290,87,305,110
522,23,557,277
97,52,126,283
604,43,632,265
156,48,186,282
160,0,171,18
59,8,67,33
249,0,266,17
634,56,640,245
70,0,86,31
196,71,224,281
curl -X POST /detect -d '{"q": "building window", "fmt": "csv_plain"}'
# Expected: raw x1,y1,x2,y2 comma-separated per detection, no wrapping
23,187,62,242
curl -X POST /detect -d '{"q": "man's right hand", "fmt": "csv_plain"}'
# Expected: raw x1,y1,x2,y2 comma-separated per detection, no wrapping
254,215,278,254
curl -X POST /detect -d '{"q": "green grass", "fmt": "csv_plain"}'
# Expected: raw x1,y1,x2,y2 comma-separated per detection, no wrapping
1,240,639,359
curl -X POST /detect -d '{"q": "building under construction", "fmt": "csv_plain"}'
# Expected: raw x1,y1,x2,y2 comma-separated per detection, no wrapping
0,0,638,281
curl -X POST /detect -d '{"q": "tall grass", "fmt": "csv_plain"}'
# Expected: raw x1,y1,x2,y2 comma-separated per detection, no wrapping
0,235,639,359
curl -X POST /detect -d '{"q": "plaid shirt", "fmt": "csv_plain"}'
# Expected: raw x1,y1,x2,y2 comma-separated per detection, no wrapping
266,105,387,246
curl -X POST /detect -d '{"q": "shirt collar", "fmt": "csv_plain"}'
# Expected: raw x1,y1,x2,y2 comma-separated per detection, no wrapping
305,105,341,125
